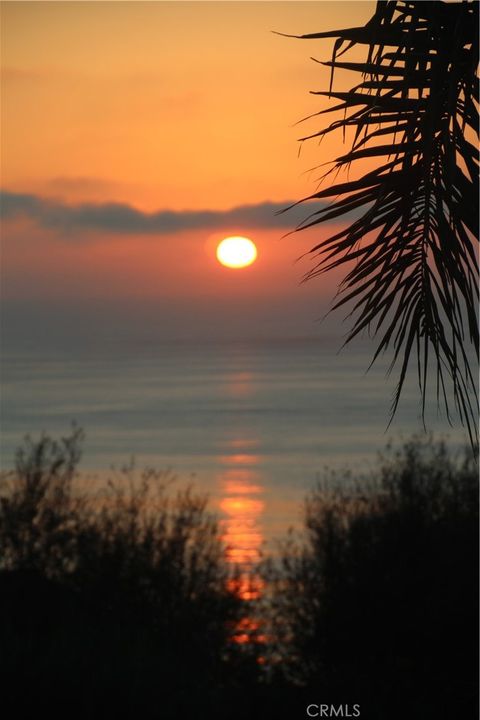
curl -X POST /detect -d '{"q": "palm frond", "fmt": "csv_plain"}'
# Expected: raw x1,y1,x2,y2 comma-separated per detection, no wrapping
289,0,479,450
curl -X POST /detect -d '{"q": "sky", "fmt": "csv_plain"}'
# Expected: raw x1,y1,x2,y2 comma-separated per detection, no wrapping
1,1,376,346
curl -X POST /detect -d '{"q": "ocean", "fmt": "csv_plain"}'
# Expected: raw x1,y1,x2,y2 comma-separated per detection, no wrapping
0,335,470,560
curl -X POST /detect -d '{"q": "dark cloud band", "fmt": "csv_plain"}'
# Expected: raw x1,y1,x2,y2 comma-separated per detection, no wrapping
1,190,327,236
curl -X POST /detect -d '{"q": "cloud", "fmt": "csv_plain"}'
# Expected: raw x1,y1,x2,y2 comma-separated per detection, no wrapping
46,176,122,194
1,66,49,83
1,190,328,237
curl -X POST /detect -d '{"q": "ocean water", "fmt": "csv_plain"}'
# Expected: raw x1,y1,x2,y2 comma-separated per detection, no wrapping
0,336,471,561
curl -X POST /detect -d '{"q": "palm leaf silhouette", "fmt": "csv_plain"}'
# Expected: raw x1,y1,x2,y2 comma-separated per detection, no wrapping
284,0,479,450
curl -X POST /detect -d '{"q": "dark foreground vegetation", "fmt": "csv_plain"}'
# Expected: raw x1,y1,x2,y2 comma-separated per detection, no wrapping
0,429,255,718
264,438,479,719
0,431,477,719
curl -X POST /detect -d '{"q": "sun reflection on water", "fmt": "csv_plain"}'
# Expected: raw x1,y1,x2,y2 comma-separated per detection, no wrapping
222,371,255,398
217,435,267,646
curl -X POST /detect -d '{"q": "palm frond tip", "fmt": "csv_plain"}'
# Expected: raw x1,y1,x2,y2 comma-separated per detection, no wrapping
292,0,479,450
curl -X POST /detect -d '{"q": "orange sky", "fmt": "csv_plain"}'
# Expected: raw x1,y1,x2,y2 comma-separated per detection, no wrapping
2,1,374,209
1,1,376,340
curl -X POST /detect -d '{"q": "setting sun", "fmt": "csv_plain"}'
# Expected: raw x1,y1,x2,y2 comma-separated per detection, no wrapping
216,236,257,269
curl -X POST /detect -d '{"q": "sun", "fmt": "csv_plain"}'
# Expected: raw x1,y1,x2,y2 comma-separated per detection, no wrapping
216,236,257,269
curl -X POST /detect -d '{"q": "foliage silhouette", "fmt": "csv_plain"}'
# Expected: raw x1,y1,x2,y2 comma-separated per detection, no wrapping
264,436,479,719
0,429,257,718
282,1,479,449
1,431,477,718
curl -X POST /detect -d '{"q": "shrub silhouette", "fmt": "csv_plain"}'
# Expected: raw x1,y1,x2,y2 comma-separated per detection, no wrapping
1,432,477,719
0,429,253,718
264,437,479,720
